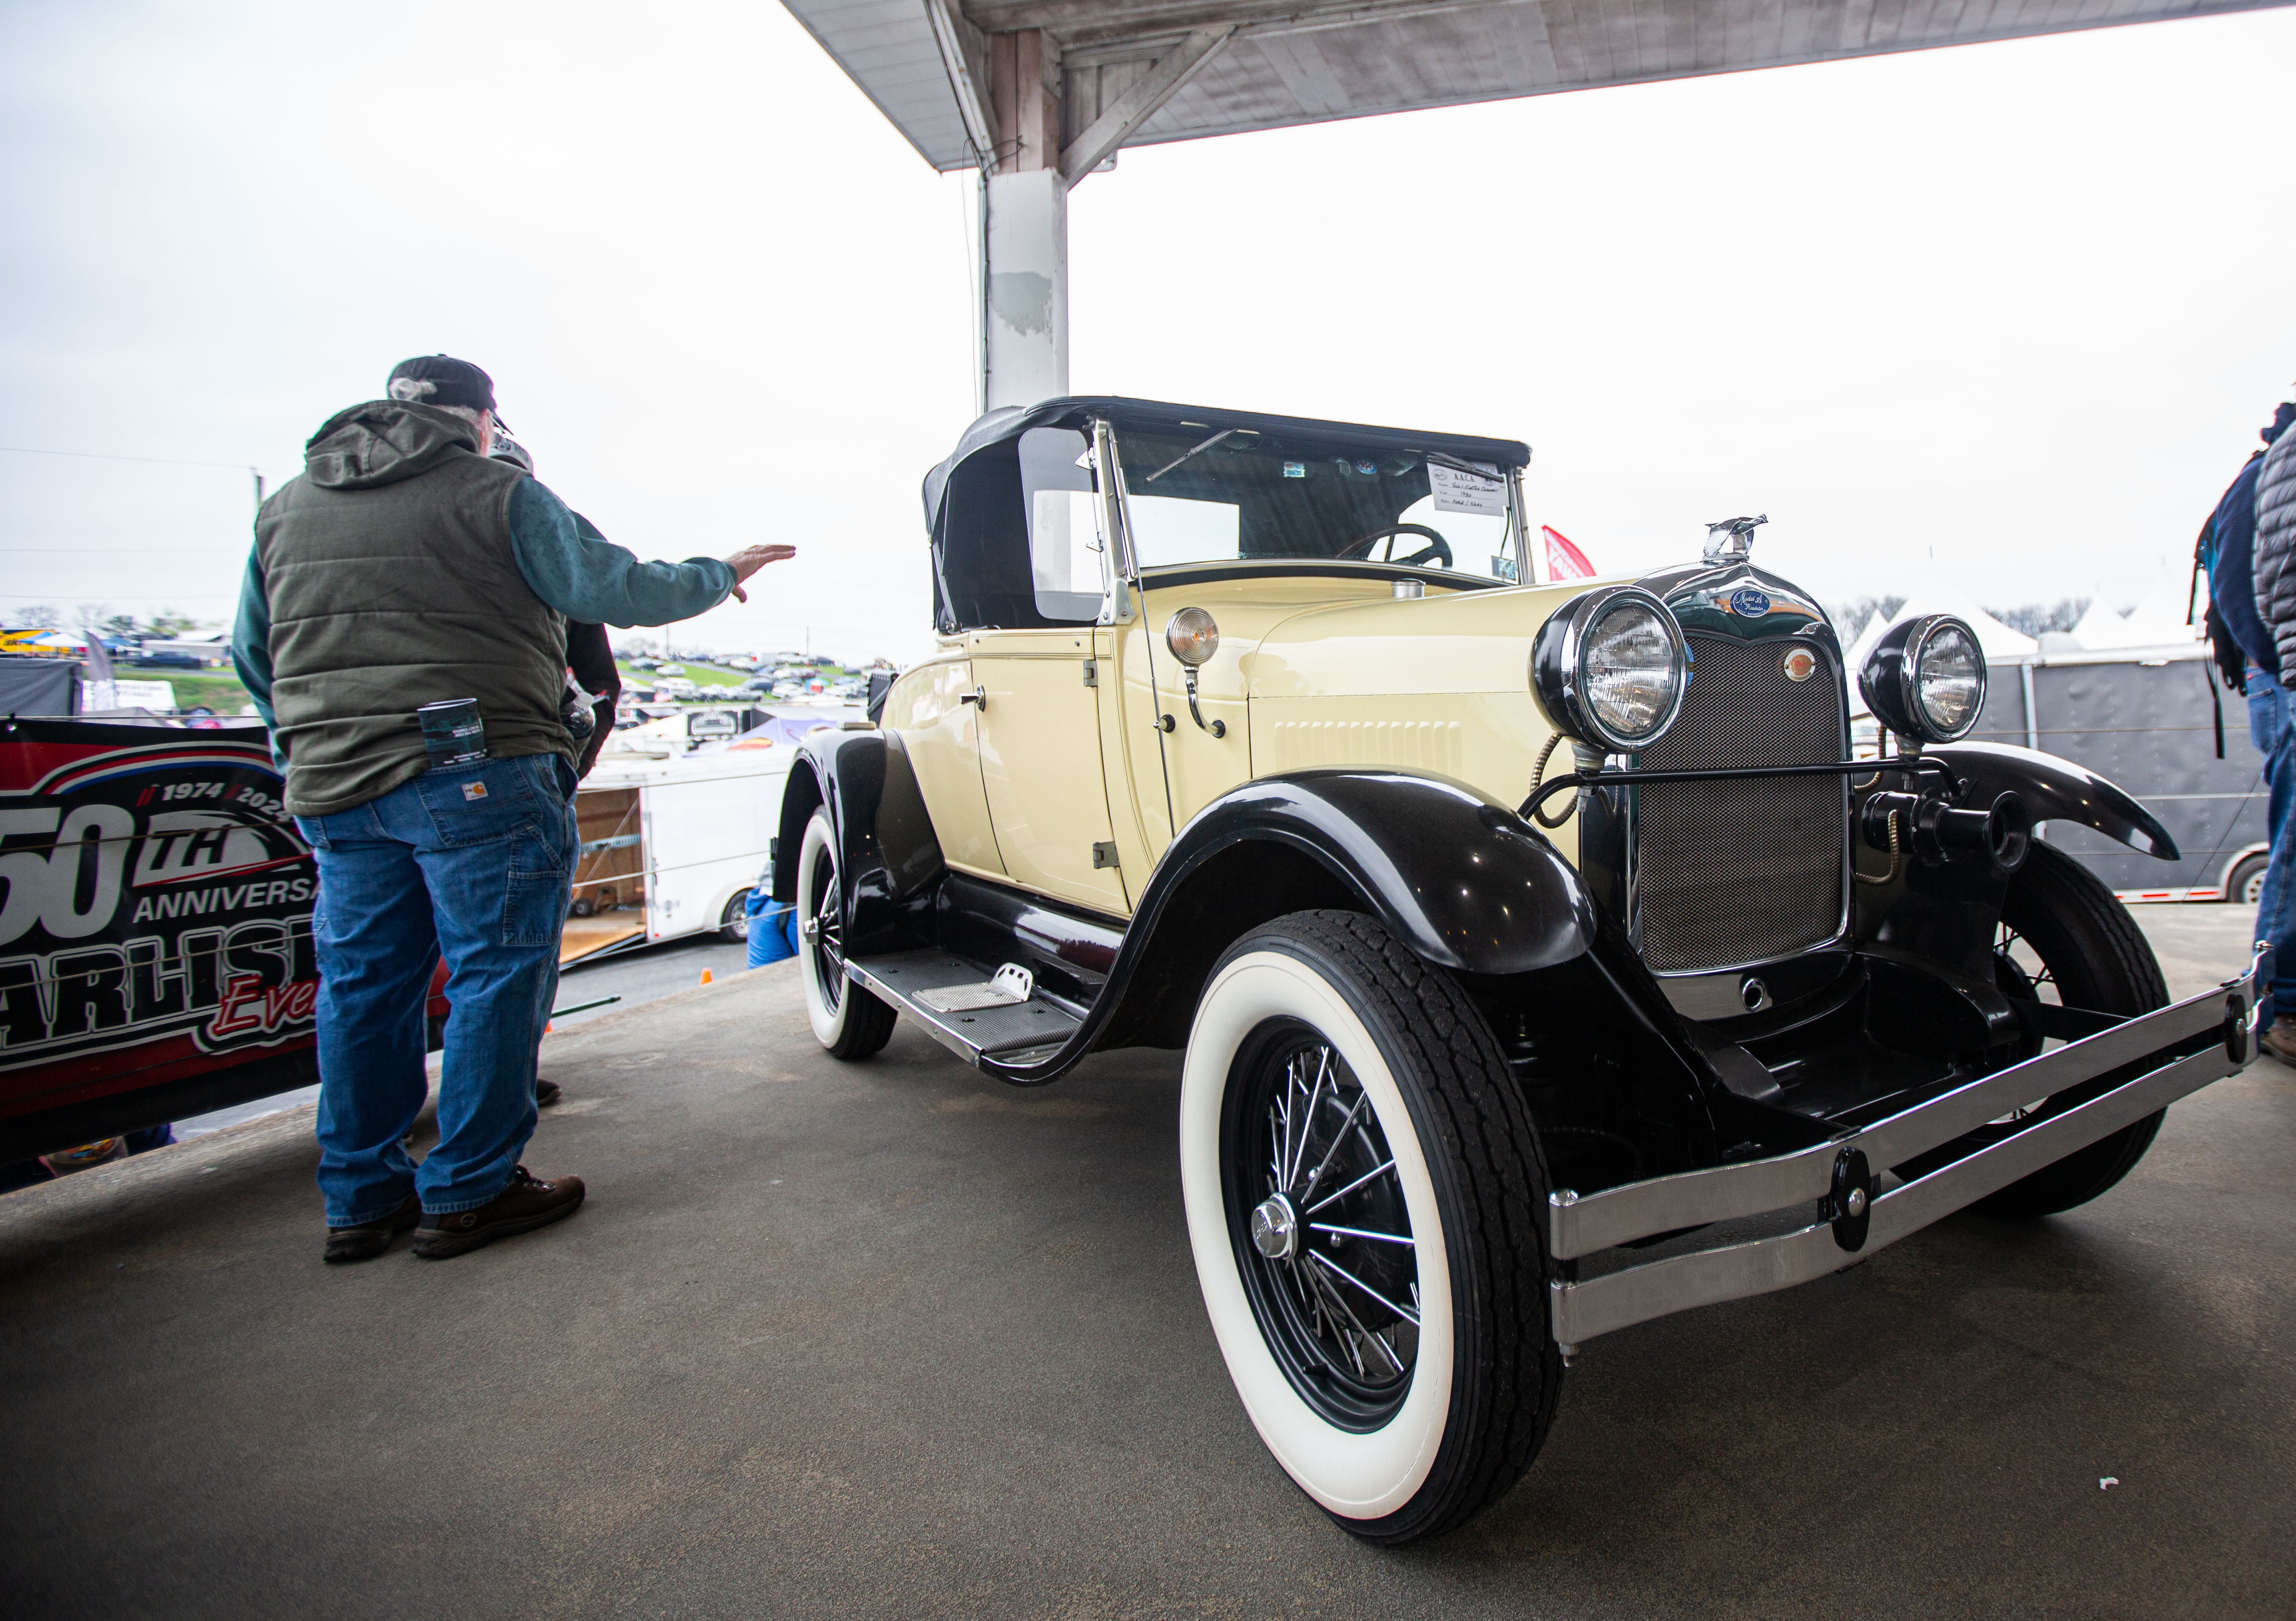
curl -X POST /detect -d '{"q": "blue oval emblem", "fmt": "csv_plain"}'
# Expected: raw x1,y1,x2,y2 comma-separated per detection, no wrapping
1728,587,1772,619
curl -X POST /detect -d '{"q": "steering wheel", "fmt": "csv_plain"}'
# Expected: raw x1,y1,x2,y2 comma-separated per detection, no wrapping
1339,522,1452,569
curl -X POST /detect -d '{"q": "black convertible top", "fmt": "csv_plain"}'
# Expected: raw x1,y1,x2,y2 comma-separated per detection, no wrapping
921,396,1531,533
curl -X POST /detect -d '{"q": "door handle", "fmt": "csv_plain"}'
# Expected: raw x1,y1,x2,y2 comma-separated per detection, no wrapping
959,686,987,711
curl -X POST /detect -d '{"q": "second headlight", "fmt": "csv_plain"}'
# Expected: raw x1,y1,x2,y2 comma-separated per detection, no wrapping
1532,586,1689,753
1859,614,1987,745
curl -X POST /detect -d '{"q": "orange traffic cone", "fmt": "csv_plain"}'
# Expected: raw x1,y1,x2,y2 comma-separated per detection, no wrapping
699,969,714,986
544,1021,554,1034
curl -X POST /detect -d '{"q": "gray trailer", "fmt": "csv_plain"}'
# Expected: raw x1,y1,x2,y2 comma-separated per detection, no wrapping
1972,644,2268,904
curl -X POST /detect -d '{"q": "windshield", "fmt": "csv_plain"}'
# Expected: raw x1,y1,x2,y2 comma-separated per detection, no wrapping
1112,425,1520,583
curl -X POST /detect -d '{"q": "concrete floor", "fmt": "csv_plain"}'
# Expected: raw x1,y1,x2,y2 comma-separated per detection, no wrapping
1,908,2289,1618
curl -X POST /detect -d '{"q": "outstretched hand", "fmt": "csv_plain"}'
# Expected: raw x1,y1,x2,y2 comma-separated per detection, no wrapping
723,543,796,603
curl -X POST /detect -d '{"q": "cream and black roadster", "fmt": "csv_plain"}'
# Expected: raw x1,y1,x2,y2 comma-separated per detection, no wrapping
775,398,2261,1543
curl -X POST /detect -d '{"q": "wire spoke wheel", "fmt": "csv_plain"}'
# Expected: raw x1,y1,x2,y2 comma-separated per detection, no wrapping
1182,911,1558,1542
1228,1025,1419,1426
807,862,844,1014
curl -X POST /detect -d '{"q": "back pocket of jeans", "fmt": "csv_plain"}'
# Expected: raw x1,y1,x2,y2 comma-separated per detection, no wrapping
415,764,540,848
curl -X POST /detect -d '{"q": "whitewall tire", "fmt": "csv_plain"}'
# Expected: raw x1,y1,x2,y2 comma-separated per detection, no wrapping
796,809,896,1059
1179,910,1559,1543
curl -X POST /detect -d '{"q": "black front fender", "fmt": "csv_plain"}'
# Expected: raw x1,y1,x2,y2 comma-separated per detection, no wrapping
984,770,1600,1083
1927,740,2178,861
1150,770,1600,977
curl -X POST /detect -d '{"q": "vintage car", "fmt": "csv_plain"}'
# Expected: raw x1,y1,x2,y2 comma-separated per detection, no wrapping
776,397,2262,1544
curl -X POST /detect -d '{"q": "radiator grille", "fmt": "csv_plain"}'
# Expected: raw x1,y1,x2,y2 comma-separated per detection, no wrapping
1634,635,1847,974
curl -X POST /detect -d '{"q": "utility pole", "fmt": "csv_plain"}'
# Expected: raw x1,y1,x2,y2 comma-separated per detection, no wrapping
251,469,266,516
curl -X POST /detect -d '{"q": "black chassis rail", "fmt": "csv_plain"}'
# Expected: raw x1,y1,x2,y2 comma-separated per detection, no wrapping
1546,949,2263,1350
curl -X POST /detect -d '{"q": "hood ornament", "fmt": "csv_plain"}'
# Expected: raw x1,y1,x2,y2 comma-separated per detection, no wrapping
1703,513,1768,565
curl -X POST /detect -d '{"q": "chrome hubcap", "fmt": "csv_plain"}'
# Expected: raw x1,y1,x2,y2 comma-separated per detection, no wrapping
1250,1194,1299,1260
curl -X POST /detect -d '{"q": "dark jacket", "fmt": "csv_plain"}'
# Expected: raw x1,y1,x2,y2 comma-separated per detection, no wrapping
2254,412,2296,684
253,401,570,816
2209,453,2276,675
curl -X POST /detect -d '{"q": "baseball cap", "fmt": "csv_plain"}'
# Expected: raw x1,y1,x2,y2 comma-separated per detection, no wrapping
385,354,510,430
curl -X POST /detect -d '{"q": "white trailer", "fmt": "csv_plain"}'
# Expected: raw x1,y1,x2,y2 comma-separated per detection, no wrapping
563,706,861,964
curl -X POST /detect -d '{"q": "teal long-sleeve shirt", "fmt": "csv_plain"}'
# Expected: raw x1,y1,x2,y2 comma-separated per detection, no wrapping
233,477,734,732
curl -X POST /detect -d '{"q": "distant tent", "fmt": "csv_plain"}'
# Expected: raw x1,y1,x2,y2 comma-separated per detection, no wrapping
1880,572,2038,660
1841,573,2035,718
2069,571,2202,651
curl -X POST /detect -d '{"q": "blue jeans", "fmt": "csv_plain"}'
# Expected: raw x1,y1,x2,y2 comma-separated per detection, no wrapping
298,753,578,1225
2246,672,2296,1023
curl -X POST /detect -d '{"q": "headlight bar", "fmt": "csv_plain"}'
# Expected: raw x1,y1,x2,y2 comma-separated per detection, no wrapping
1518,753,1958,822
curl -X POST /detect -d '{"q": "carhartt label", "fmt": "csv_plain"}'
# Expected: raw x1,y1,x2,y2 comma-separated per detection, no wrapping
462,782,488,802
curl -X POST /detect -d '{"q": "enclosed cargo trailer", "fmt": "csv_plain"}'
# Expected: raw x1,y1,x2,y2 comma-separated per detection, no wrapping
1970,643,2266,903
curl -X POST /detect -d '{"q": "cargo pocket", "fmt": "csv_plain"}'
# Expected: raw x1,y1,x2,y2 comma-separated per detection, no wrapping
499,769,577,947
502,861,571,947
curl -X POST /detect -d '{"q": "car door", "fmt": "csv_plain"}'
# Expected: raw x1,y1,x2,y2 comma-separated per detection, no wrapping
970,627,1127,915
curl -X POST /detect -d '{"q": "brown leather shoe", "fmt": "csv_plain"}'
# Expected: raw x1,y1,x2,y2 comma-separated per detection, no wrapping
2261,1021,2296,1067
324,1194,421,1265
535,1077,562,1107
411,1166,585,1260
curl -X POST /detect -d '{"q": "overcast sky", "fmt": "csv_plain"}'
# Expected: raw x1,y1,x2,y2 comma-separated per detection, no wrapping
4,1,2293,663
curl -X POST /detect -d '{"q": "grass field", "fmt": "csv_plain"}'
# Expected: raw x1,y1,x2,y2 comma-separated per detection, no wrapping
121,671,252,715
617,660,748,690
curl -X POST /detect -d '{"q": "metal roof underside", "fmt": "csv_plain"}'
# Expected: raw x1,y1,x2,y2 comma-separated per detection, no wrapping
782,0,2290,173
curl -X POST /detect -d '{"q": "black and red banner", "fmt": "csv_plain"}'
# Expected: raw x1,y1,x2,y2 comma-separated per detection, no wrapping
0,719,318,1125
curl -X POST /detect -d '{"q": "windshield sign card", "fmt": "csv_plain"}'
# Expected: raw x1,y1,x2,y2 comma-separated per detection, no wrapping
1429,460,1505,515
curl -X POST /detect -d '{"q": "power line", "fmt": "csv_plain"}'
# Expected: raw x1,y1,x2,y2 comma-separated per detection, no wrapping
0,444,279,474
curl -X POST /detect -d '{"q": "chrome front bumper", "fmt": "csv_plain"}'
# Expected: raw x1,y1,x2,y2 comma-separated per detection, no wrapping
1547,952,2265,1349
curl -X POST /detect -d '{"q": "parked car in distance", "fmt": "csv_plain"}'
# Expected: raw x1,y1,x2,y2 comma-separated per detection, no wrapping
131,650,204,669
780,394,2260,1545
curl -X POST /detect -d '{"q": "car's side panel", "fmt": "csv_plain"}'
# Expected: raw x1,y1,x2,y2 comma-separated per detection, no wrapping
1108,580,1401,875
883,647,1005,878
1248,580,1586,697
1249,691,1579,870
970,627,1128,915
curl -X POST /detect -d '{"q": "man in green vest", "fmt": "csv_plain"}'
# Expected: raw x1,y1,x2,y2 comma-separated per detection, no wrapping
233,354,790,1264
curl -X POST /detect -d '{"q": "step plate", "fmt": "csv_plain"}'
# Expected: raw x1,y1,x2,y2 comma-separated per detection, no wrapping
846,951,1082,1065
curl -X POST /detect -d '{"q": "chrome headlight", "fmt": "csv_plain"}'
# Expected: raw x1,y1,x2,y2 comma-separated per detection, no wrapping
1859,614,1987,744
1532,586,1689,753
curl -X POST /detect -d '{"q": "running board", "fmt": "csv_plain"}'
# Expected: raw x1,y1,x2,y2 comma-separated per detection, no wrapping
845,951,1081,1067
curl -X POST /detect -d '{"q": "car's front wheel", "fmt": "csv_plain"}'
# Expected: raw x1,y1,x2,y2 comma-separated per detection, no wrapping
1179,910,1557,1544
795,809,896,1060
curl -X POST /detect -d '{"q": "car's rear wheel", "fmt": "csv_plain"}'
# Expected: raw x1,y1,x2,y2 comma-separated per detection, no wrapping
1974,841,2171,1217
1179,910,1557,1544
796,809,896,1060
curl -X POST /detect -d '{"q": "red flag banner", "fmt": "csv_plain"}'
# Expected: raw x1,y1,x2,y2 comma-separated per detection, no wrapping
1543,525,1595,581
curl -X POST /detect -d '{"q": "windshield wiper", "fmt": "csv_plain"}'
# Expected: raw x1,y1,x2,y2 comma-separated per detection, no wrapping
1143,428,1236,484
